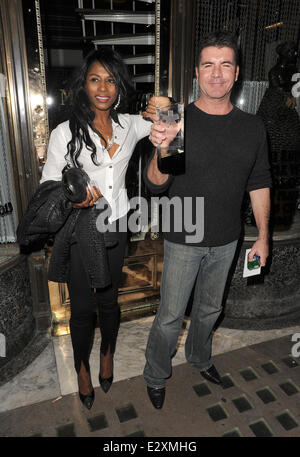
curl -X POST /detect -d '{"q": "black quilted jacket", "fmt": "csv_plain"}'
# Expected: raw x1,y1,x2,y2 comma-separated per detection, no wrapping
17,180,117,288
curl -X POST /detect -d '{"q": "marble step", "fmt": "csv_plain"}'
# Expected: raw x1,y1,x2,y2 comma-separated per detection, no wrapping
77,9,155,25
89,33,155,46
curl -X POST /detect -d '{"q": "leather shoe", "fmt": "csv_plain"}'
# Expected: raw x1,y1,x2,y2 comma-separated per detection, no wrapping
200,365,222,385
147,386,165,409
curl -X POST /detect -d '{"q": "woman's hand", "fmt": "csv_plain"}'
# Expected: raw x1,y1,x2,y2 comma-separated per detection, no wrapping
73,185,102,208
142,96,171,122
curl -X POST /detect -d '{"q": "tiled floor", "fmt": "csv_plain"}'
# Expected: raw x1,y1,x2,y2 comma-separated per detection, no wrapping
0,313,300,437
0,333,300,437
0,314,299,414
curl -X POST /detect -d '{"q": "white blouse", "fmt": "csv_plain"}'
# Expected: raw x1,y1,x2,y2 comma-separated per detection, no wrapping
41,114,151,223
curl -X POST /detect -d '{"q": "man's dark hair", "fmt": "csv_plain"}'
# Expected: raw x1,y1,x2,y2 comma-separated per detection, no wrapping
197,31,239,66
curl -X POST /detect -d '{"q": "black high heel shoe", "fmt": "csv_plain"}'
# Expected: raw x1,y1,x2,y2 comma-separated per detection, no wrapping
79,389,95,410
99,349,114,393
99,374,113,393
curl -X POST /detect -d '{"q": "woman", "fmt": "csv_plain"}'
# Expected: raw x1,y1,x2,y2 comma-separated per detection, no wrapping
41,47,162,409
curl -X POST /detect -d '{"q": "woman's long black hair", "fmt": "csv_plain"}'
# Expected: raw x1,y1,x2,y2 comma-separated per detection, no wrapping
66,47,134,167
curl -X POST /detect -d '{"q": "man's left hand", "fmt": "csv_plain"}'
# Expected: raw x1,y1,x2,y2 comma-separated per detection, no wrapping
248,238,269,267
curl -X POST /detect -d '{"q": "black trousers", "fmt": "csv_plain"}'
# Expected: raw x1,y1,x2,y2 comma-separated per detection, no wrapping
67,224,128,374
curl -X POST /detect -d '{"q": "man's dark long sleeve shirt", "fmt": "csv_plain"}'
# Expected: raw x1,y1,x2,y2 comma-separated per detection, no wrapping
144,103,272,247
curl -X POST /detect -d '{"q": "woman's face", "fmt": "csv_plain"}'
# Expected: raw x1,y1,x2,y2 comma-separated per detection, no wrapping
85,61,118,113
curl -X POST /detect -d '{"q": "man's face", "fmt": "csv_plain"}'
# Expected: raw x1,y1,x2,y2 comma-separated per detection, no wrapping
195,46,239,101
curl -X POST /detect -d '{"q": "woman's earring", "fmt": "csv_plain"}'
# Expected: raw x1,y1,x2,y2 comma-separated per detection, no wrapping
114,94,120,110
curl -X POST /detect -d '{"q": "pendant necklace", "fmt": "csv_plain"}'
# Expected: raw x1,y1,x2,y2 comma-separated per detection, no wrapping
101,123,115,153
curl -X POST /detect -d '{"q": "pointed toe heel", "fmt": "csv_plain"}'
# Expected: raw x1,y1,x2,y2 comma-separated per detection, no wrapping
79,389,95,410
99,375,113,393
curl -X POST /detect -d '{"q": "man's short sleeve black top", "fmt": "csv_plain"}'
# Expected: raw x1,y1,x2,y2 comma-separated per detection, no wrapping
145,102,272,247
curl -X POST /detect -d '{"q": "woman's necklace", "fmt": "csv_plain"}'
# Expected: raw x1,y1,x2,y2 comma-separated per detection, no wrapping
101,123,115,153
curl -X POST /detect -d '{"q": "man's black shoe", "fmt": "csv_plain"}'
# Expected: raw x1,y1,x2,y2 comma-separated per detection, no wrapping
200,365,222,385
147,386,165,409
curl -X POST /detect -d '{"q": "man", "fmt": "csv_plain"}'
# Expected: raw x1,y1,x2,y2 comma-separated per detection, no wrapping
143,31,271,409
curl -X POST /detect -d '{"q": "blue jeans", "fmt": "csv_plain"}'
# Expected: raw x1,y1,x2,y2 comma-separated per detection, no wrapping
143,238,238,388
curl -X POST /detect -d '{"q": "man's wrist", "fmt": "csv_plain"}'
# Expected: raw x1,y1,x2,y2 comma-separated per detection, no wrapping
257,232,269,242
147,166,169,185
146,152,169,185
